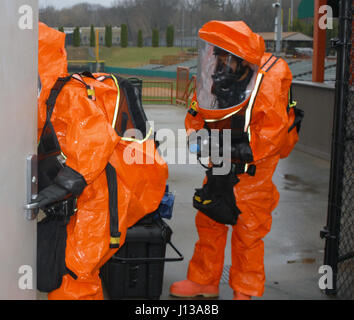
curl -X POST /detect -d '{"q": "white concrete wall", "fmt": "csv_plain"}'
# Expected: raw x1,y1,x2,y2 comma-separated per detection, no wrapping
0,0,38,299
292,81,335,160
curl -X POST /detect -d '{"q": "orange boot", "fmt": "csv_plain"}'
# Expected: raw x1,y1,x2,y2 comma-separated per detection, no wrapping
233,291,251,300
170,279,219,298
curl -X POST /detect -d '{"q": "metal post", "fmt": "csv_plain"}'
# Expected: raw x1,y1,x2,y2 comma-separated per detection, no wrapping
182,5,185,51
291,0,294,29
274,0,282,55
96,29,100,72
312,0,327,82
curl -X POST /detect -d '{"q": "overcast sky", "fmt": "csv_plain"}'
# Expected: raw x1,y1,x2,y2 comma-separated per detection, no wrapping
39,0,114,9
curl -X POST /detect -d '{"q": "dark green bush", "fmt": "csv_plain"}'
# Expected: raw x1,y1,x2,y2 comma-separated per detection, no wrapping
137,29,143,47
73,27,80,47
121,24,128,48
105,25,112,47
152,28,159,47
166,25,174,47
90,25,95,47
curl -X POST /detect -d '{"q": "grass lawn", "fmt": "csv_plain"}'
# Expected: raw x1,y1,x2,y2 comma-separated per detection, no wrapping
65,46,196,106
66,46,187,68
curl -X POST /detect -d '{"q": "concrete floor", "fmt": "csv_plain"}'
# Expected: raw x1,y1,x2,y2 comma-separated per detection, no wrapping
38,103,335,300
144,104,335,300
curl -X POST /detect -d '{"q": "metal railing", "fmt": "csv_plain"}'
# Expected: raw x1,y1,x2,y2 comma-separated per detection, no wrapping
67,60,105,73
142,80,174,104
321,0,353,300
176,66,196,107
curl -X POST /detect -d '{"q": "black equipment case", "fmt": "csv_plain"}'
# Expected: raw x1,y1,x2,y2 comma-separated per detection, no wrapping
100,214,183,299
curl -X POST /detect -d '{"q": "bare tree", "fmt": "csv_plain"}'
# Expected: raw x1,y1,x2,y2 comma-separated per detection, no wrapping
39,0,303,44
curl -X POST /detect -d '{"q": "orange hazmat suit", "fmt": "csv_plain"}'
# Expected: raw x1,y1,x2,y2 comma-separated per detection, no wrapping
38,22,168,299
184,21,294,297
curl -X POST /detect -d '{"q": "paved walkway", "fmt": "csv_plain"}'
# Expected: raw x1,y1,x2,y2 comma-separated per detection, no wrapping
37,103,335,300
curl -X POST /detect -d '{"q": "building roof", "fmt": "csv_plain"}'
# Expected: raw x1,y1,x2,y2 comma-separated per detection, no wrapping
58,26,120,33
257,32,313,42
80,27,120,31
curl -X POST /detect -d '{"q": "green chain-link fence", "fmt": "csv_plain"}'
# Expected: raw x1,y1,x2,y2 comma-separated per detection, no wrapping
322,0,353,300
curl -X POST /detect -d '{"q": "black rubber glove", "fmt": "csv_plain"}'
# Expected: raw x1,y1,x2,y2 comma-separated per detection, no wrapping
35,184,70,209
36,166,86,210
231,143,254,163
54,166,87,196
218,130,254,163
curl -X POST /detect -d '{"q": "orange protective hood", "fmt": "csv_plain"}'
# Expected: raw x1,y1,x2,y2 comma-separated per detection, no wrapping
194,21,265,121
38,22,68,87
198,20,265,67
38,22,68,135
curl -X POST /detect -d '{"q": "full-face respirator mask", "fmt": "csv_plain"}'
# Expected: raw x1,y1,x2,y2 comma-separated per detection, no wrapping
197,42,258,111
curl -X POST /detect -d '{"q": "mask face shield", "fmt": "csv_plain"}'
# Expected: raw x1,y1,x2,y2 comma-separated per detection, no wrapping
197,41,259,110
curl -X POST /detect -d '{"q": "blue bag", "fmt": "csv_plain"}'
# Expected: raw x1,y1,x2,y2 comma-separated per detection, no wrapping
156,185,175,220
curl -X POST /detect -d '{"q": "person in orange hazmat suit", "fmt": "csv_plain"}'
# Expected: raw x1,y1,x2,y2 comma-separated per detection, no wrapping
170,20,299,300
36,22,168,300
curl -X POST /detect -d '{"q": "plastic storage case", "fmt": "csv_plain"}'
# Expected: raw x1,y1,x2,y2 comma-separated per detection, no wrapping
100,213,183,300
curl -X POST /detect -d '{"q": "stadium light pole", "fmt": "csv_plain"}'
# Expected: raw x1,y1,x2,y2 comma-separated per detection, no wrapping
273,1,282,55
291,0,294,29
182,4,185,51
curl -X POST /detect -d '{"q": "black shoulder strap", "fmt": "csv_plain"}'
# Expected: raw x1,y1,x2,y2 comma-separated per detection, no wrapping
46,75,72,123
40,73,93,153
39,75,73,156
105,162,121,249
44,73,99,130
261,54,280,73
287,84,293,112
45,75,73,123
260,54,275,70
